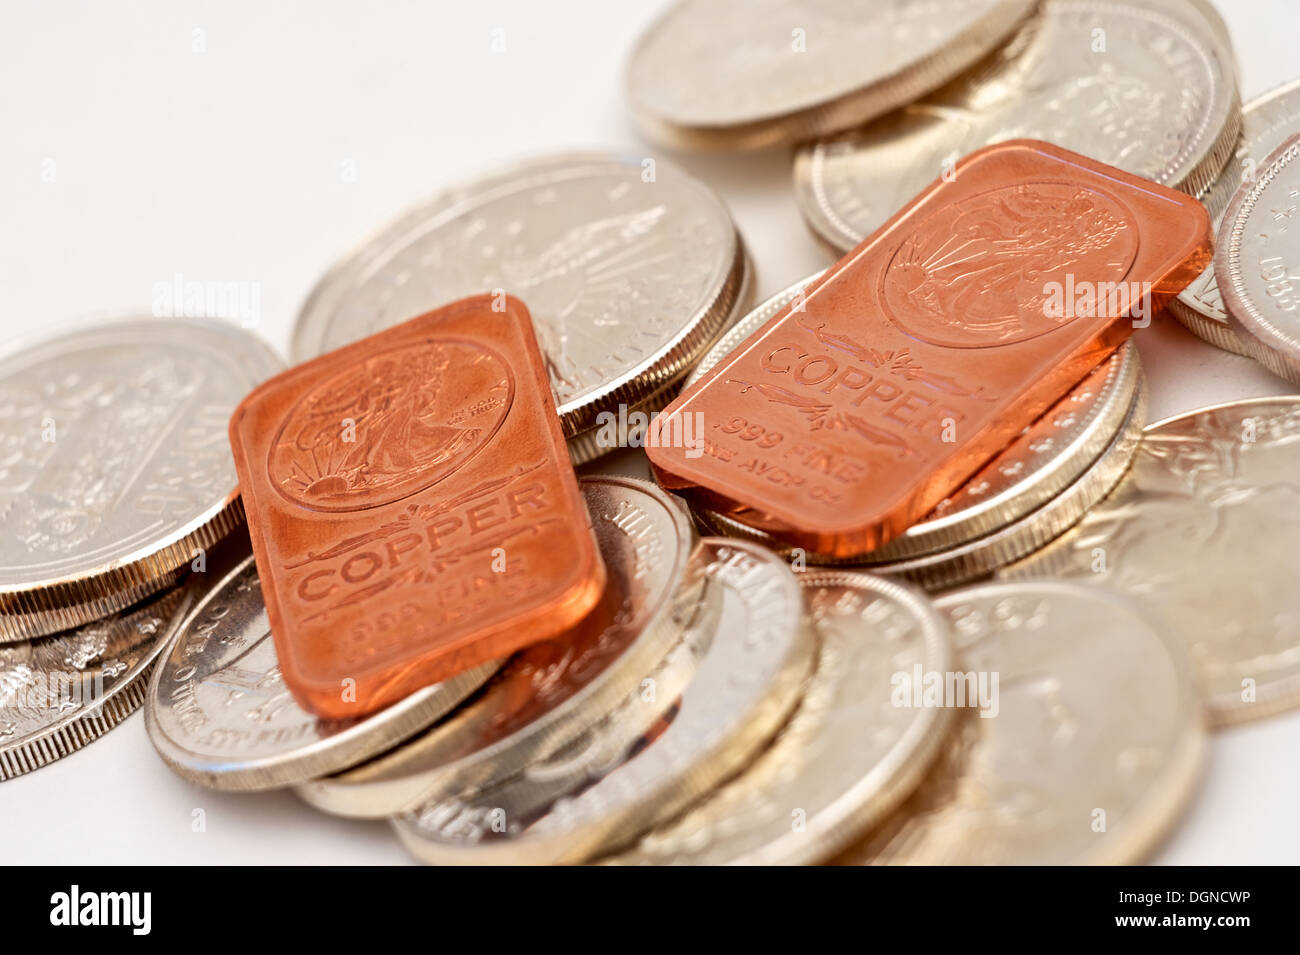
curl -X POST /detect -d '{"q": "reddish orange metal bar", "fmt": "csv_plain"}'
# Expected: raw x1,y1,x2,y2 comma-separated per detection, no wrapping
230,295,605,718
649,140,1211,556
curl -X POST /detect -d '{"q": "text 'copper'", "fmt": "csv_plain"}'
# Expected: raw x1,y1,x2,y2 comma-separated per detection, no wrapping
649,139,1212,556
229,295,605,718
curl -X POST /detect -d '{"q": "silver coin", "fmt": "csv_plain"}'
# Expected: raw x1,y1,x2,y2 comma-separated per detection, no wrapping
1003,397,1300,726
1174,79,1300,355
683,271,827,390
1217,134,1300,384
795,0,1240,251
294,476,701,818
608,570,952,866
625,0,1037,151
393,538,813,865
290,153,748,461
1,577,198,780
834,580,1204,865
0,316,283,641
144,554,498,790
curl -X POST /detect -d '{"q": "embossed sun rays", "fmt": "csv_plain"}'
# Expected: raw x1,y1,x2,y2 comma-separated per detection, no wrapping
886,185,1130,344
272,343,511,511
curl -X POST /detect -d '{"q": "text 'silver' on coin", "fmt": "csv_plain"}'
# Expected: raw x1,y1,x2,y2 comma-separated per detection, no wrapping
648,140,1211,558
228,295,605,718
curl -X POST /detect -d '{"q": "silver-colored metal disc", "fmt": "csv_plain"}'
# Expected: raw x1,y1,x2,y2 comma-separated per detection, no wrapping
683,271,827,390
608,570,951,866
1003,397,1300,726
294,476,701,818
289,153,748,460
144,555,498,790
625,0,1038,151
1174,79,1300,355
1,577,198,781
795,0,1241,251
393,538,813,865
1217,134,1300,384
0,317,283,641
834,580,1204,865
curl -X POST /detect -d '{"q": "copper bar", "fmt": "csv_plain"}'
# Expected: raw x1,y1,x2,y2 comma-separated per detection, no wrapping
229,295,605,718
649,139,1211,556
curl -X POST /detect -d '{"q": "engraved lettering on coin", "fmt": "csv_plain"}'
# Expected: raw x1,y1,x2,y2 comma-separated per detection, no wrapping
881,183,1137,348
1173,80,1300,354
270,340,513,512
145,556,495,789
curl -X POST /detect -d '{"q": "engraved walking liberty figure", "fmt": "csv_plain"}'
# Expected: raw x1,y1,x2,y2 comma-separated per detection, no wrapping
883,183,1136,348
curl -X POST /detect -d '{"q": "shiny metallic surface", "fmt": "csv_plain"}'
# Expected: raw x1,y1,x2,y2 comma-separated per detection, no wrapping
693,299,1141,561
609,570,952,866
833,580,1204,865
795,0,1240,252
0,317,283,641
393,538,812,865
698,372,1147,589
1,577,197,780
294,477,700,817
652,140,1207,557
1217,134,1300,384
289,152,748,455
683,271,827,391
625,0,1037,151
1004,397,1300,726
231,297,605,718
144,555,497,790
1172,80,1300,355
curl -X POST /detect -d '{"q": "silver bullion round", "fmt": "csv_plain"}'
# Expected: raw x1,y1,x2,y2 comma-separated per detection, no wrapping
625,0,1038,151
289,152,749,459
393,537,814,866
833,580,1205,865
1,576,198,781
0,316,283,642
794,0,1241,251
1174,78,1300,355
294,476,701,818
144,554,498,790
607,569,952,866
692,276,1141,561
1216,134,1300,384
1003,397,1300,727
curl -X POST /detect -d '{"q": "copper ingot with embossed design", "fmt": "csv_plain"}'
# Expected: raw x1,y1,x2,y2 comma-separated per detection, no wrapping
229,295,606,718
648,140,1212,557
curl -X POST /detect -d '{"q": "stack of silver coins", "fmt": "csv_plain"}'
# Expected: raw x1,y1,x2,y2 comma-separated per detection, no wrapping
5,0,1300,865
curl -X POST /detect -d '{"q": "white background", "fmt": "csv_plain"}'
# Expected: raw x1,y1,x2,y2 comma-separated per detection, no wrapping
2,0,1298,864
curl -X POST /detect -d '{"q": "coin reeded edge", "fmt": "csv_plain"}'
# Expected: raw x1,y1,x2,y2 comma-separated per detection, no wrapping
293,477,702,815
1217,135,1300,385
693,359,1146,586
1,662,156,782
